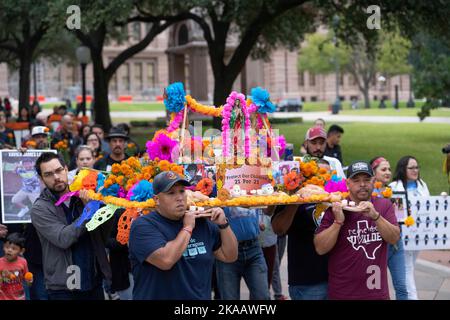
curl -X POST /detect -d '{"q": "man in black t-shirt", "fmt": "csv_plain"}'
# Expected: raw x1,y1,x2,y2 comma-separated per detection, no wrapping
324,124,344,164
271,203,329,300
94,127,129,172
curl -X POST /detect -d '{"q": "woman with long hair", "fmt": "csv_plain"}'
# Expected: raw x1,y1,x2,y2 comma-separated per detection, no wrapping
370,156,408,300
389,156,430,300
84,132,104,161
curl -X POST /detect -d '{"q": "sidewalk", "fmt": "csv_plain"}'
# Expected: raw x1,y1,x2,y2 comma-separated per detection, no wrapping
45,109,449,124
240,249,450,300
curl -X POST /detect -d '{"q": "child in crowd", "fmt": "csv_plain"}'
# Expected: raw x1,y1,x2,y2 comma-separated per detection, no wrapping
0,233,33,300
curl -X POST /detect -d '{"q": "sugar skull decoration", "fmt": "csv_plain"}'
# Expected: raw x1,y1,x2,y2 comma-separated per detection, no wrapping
261,184,274,195
231,185,242,197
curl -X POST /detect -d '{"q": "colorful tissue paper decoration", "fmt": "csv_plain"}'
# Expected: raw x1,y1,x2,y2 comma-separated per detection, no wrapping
164,82,186,113
324,175,348,193
64,84,351,245
250,87,276,114
146,132,178,162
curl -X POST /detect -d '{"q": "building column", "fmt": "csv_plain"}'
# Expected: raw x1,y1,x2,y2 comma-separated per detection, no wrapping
187,47,208,101
168,52,186,84
0,64,10,97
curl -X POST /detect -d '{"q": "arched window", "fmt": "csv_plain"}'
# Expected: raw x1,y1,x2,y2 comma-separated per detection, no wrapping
177,25,189,46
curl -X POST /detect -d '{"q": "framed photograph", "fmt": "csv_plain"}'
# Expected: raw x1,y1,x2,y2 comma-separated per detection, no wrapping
272,161,300,186
183,163,205,186
1,150,56,224
203,166,218,197
391,191,408,222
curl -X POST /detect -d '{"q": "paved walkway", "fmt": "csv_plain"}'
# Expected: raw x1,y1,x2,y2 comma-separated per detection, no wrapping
239,248,450,300
108,111,449,123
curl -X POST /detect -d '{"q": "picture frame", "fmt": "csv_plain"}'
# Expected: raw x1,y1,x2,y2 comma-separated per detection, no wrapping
1,149,56,224
391,191,408,223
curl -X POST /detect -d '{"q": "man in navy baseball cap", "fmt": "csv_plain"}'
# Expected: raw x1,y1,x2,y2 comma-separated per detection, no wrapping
153,171,191,195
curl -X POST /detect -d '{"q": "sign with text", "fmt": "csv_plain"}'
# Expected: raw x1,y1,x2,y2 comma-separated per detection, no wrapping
402,196,450,250
223,165,272,192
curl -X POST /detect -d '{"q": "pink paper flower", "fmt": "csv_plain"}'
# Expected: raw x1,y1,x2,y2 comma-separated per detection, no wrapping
146,133,178,161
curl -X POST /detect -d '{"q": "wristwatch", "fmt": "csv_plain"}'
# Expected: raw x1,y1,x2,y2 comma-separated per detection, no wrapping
218,219,230,230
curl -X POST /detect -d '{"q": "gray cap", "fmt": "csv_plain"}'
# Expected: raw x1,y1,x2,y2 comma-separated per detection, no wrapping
153,171,191,195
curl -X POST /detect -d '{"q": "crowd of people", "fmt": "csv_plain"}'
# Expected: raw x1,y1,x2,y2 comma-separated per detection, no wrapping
0,105,433,300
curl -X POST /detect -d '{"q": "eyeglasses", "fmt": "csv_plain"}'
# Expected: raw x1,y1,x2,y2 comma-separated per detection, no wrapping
42,167,66,178
407,166,420,170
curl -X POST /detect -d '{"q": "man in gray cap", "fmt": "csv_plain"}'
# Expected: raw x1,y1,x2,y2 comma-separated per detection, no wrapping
128,171,238,300
93,127,129,172
314,160,400,300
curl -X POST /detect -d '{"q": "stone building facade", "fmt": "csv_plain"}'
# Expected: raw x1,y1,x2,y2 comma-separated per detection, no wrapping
0,21,410,105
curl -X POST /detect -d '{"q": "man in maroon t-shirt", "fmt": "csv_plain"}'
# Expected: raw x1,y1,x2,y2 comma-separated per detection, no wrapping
314,160,400,300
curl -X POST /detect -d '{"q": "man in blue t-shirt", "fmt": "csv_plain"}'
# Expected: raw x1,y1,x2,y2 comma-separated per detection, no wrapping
215,207,270,300
128,171,238,300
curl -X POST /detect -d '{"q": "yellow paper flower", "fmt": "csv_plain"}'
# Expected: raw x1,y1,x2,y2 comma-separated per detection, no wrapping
70,169,90,191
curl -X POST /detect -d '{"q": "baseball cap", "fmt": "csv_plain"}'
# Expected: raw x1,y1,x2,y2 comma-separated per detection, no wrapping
31,126,49,137
305,126,327,141
347,161,374,179
153,171,191,195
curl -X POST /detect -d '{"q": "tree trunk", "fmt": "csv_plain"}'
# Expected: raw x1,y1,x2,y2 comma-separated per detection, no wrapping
362,87,370,108
212,77,234,129
91,50,112,132
18,51,32,116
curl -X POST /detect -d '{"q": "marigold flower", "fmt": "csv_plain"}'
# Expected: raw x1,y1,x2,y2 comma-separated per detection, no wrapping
404,215,415,227
24,272,33,282
381,187,392,198
374,181,383,189
196,178,214,196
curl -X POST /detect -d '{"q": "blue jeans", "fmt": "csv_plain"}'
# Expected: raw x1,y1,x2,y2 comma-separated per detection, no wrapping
388,238,408,300
289,282,328,300
216,239,270,300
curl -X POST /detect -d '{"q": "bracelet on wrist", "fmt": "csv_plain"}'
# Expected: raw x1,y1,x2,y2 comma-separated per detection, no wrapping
182,227,192,235
218,219,230,230
333,220,344,226
372,212,381,222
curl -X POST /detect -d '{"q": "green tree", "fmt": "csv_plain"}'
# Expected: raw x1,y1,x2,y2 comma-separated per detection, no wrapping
138,0,316,128
410,33,450,120
298,30,411,108
50,1,190,131
0,0,51,114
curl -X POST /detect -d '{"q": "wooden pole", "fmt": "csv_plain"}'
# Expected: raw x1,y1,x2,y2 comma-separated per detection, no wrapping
179,105,188,160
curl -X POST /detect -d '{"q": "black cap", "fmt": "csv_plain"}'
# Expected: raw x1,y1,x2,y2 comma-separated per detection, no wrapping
106,127,129,141
347,160,374,179
153,171,191,195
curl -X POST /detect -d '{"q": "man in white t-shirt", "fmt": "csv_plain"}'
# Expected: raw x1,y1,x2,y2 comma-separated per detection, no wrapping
301,126,345,178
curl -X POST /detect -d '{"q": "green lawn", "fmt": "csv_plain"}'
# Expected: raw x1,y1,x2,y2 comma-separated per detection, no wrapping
43,100,450,117
130,121,449,195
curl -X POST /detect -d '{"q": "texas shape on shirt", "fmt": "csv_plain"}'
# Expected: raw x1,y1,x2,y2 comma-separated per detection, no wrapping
346,220,382,260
